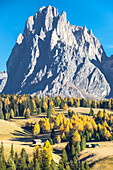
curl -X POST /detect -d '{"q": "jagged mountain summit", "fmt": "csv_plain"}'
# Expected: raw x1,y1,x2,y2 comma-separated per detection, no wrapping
2,6,113,98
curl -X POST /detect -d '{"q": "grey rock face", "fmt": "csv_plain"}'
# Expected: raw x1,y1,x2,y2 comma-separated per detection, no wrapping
2,6,112,98
0,71,7,93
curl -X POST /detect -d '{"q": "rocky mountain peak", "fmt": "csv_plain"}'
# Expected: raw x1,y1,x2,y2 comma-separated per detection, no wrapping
2,6,113,98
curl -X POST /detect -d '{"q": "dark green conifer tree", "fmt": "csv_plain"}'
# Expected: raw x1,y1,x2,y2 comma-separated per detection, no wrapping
0,108,4,119
75,151,78,160
71,145,75,158
30,99,34,115
42,151,50,170
51,159,58,170
17,157,27,170
25,109,30,119
49,138,53,145
14,152,18,165
28,161,34,170
69,160,75,170
7,158,16,170
73,156,78,169
89,108,94,116
65,162,71,170
59,159,65,170
80,161,85,170
95,133,100,141
76,142,81,153
34,158,40,170
78,160,81,170
0,153,6,170
47,108,51,118
16,108,19,117
51,129,56,144
62,149,68,165
10,143,14,159
38,108,42,114
21,148,27,161
86,131,90,141
60,100,65,109
81,137,86,150
84,161,90,170
0,142,5,163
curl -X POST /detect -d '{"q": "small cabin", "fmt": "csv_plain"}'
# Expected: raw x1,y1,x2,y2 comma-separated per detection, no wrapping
86,143,92,148
92,144,99,148
86,143,99,148
32,139,42,145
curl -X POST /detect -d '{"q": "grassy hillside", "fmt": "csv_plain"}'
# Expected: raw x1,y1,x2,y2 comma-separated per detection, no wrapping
91,156,113,170
0,119,33,160
0,106,113,167
0,119,26,140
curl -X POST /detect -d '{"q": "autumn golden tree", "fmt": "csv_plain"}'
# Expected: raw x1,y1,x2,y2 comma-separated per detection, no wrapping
57,135,61,143
55,116,60,127
39,118,50,133
105,130,111,140
43,140,53,165
72,130,81,145
50,122,54,129
23,108,27,117
63,103,68,111
33,122,40,136
42,101,48,112
10,109,14,119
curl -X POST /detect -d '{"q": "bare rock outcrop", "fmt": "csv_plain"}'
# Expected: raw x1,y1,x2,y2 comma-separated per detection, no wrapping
2,6,112,98
0,71,7,93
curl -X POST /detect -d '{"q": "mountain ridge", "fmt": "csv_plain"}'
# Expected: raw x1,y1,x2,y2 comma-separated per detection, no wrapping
1,6,113,98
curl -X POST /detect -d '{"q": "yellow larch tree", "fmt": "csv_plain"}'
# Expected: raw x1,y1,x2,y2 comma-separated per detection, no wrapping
10,109,14,118
55,115,60,127
61,132,66,139
43,140,53,165
76,98,80,107
23,108,27,117
33,122,40,136
103,120,109,128
90,119,97,131
110,115,113,124
64,124,70,136
98,123,102,132
32,99,36,112
85,121,93,132
103,113,109,121
60,123,64,133
108,99,111,109
51,107,55,114
63,103,68,110
57,135,61,143
35,145,41,162
42,101,48,112
45,118,50,131
105,130,111,140
72,130,81,145
39,118,50,133
49,100,54,107
50,122,54,129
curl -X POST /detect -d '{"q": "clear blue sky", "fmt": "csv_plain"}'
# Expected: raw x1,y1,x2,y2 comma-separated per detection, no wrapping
0,0,113,72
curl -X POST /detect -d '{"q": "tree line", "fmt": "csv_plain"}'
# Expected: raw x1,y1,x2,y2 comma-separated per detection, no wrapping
0,141,90,170
0,94,113,120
